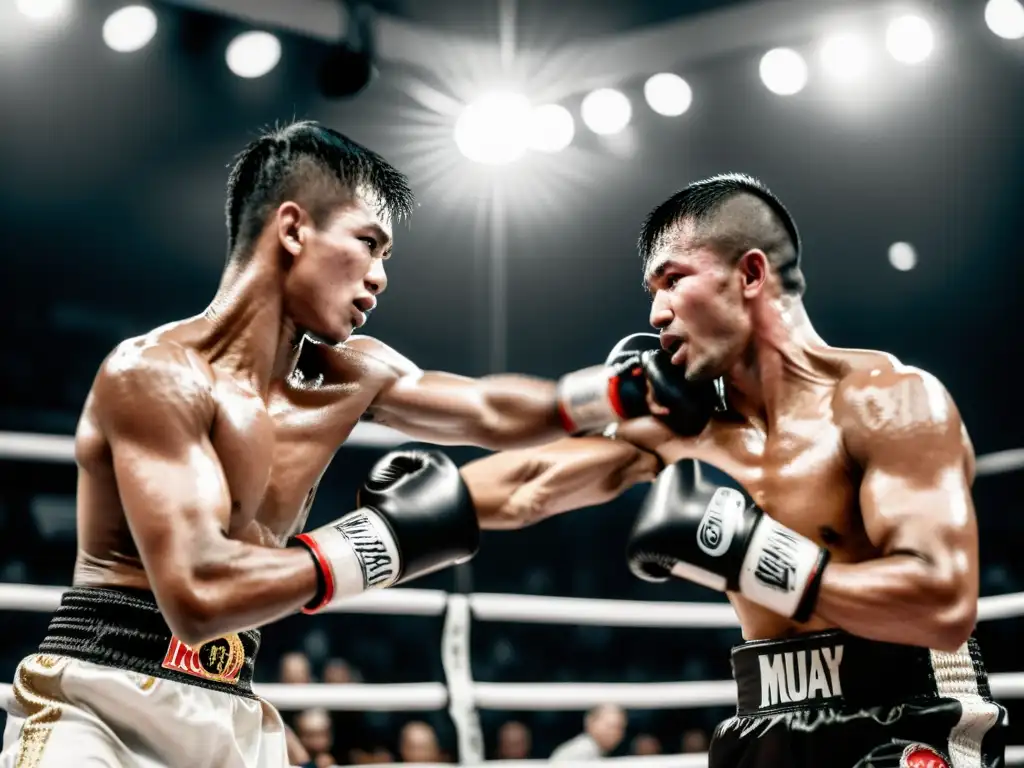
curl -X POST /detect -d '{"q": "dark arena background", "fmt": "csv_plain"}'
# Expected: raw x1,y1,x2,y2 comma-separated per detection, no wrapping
0,0,1022,766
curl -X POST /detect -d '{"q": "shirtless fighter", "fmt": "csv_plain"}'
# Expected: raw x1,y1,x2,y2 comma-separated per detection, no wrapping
0,120,688,768
462,174,1007,767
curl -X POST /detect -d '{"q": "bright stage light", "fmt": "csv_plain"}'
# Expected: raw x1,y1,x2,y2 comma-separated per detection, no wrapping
581,88,632,136
454,92,532,165
528,104,575,154
985,0,1024,39
226,31,281,79
103,6,157,53
888,242,918,271
886,15,935,64
759,48,808,96
820,33,873,83
643,73,693,117
16,0,71,22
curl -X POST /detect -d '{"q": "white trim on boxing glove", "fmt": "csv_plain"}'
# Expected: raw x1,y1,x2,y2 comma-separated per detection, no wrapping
294,507,403,614
556,366,624,433
738,516,826,619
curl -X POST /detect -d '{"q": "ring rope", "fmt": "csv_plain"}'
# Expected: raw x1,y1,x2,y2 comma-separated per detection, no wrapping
2,584,1023,626
2,431,1024,474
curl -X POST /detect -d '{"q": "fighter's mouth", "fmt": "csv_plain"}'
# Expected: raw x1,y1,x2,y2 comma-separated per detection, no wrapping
660,334,684,355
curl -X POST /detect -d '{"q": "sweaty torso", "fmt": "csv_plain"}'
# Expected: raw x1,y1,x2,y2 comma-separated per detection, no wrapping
620,347,902,641
73,320,398,591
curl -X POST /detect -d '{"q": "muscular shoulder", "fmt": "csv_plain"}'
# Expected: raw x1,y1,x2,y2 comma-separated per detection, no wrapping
343,335,419,375
92,336,216,434
326,334,421,391
834,361,971,473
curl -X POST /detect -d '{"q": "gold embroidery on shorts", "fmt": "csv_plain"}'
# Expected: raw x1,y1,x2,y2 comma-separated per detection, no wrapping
13,657,65,768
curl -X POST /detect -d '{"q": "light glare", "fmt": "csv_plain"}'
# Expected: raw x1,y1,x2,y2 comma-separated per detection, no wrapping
528,104,575,154
985,0,1024,39
103,5,158,53
454,92,532,165
226,31,282,79
759,48,808,96
581,88,632,136
643,73,693,117
886,15,935,64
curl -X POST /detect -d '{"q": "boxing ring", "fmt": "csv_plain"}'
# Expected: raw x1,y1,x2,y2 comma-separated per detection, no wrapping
2,430,1024,767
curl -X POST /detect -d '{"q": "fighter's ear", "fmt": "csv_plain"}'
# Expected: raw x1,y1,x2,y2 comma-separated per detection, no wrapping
275,201,308,259
737,249,768,298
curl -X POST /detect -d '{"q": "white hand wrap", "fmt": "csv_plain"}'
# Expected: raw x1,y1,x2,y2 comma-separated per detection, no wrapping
739,516,826,619
294,507,402,614
556,365,622,433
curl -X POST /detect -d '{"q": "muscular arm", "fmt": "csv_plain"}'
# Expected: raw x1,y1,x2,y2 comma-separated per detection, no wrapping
459,436,661,529
813,367,978,651
96,345,318,646
352,337,567,450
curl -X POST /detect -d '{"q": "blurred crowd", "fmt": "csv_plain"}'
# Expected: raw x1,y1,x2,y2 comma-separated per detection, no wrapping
276,651,711,767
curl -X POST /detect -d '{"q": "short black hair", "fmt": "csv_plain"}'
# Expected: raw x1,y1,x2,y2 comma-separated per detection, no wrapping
224,120,415,261
638,173,804,296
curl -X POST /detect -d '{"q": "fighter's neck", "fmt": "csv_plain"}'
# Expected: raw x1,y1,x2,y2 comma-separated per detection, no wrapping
723,298,833,426
199,251,301,398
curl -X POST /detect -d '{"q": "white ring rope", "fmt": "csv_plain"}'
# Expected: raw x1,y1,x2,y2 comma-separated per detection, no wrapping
0,428,408,461
3,431,1024,475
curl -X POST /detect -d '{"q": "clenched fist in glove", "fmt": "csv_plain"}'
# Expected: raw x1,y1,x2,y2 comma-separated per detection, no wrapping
556,333,721,436
292,449,480,614
626,459,830,622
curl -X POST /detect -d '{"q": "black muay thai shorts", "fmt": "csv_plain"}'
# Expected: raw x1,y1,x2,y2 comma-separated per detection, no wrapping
708,630,1007,767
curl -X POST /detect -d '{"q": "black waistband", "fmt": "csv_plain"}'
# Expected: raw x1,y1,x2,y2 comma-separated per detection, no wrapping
731,630,990,716
38,586,261,699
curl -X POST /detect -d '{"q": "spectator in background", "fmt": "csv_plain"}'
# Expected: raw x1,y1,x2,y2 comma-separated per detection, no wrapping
631,734,662,756
324,657,360,684
682,727,709,754
399,721,443,764
495,720,532,760
296,708,337,768
549,704,626,761
280,651,314,685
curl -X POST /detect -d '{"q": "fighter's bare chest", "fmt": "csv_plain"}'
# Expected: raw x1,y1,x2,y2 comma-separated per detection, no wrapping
653,415,866,551
209,382,374,544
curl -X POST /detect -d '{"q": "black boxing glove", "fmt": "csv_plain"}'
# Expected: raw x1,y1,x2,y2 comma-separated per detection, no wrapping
626,459,829,622
556,333,720,436
292,449,480,614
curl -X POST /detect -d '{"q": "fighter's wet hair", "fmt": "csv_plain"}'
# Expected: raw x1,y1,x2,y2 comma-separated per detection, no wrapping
638,173,805,297
224,120,414,262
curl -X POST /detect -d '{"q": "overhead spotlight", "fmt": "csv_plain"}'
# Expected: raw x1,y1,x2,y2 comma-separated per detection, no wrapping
103,6,157,53
888,242,917,271
643,73,693,117
886,15,935,64
985,0,1024,39
454,92,532,165
226,31,281,79
16,0,71,22
820,33,873,83
581,88,632,136
528,104,575,154
759,48,808,96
